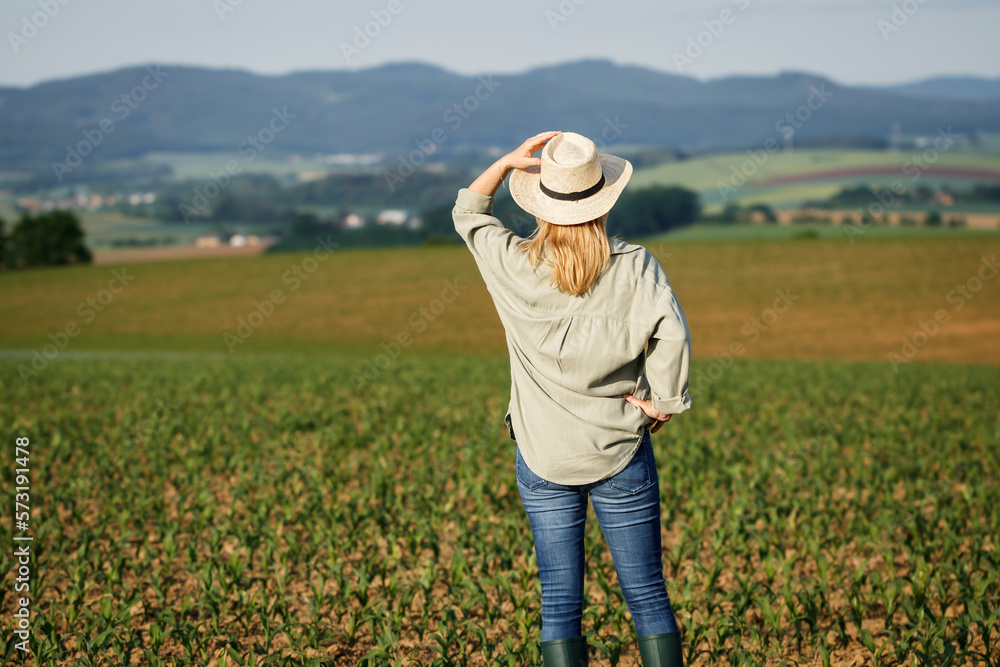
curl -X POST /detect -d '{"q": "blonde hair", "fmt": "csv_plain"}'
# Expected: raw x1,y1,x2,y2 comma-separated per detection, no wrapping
519,214,611,296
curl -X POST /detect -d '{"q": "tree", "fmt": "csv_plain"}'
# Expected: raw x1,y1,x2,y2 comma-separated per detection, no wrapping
748,204,777,223
209,195,293,223
609,185,700,238
0,216,6,268
717,203,742,224
419,185,701,246
971,184,1000,202
4,209,92,269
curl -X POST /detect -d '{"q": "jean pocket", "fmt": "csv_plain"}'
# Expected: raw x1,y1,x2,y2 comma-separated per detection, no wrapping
515,447,548,491
607,433,654,494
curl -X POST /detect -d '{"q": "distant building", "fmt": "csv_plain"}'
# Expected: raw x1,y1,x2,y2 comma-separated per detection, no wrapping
127,193,157,205
931,191,955,206
195,235,222,248
322,153,383,166
342,213,365,229
229,234,262,247
376,209,408,226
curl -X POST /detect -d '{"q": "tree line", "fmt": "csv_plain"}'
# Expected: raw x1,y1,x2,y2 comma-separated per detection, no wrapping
0,181,700,268
0,210,92,270
271,185,701,253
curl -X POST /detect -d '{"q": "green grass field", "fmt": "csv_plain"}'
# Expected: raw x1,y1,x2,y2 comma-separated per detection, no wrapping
1,354,997,665
2,234,999,665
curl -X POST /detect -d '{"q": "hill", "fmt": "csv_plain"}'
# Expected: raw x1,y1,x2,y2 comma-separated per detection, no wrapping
883,75,1000,101
2,61,1000,179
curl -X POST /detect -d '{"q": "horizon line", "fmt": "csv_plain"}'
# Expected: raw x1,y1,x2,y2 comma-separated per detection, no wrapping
3,56,998,91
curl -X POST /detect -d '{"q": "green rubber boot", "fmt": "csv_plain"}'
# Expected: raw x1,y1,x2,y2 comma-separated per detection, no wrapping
540,635,589,666
637,631,683,667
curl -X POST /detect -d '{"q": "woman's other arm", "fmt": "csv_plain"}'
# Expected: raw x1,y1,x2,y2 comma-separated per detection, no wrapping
624,283,693,433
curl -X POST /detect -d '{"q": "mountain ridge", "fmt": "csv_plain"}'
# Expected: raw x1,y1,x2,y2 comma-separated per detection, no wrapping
1,60,998,179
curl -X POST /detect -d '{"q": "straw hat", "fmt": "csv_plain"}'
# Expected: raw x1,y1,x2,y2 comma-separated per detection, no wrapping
509,131,632,226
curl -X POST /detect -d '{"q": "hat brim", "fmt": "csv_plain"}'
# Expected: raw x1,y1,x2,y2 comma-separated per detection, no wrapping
509,154,632,226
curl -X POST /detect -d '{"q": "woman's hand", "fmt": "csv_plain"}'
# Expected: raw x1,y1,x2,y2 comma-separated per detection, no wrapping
502,131,562,171
622,393,672,433
468,131,561,197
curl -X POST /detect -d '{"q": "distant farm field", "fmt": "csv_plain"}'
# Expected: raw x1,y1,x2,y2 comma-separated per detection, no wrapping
645,223,1000,243
72,210,277,250
629,149,1000,211
1,235,998,367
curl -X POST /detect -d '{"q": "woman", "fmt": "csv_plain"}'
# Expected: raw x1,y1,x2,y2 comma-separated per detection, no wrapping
452,131,690,667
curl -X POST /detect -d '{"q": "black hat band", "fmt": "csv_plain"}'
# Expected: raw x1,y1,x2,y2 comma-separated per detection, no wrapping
539,173,606,201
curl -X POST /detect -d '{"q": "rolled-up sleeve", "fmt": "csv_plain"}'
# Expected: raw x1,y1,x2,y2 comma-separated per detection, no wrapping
645,283,692,415
452,188,522,271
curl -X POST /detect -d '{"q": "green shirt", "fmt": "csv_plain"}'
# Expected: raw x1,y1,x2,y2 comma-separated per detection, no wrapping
453,188,692,485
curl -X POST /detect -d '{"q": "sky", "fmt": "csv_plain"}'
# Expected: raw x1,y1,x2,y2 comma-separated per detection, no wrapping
2,0,999,88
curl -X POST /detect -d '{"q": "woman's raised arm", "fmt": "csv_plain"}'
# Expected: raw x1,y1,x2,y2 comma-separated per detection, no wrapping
467,131,562,197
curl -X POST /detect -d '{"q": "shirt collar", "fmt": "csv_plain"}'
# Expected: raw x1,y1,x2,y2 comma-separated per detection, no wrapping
610,237,644,255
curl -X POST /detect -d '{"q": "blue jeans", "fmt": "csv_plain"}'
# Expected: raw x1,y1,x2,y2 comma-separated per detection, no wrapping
515,428,680,642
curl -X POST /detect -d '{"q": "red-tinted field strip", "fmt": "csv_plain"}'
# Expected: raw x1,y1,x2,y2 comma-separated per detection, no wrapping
750,166,1000,188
